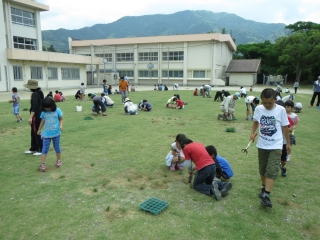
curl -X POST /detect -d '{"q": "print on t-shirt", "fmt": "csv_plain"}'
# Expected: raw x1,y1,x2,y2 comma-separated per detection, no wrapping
260,115,277,137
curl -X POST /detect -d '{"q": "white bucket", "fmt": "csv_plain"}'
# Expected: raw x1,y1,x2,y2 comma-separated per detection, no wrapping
76,106,82,112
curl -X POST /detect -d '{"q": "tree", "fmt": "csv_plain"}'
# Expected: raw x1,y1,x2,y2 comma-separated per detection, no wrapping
275,29,320,82
234,41,279,74
285,21,320,33
48,44,56,52
42,44,56,52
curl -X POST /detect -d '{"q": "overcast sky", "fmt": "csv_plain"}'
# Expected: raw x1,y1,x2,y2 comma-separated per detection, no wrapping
37,0,320,30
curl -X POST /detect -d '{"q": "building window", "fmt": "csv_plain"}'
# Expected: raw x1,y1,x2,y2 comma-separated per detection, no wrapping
116,53,133,62
162,70,183,78
162,51,184,61
48,67,58,80
61,68,80,80
118,71,134,77
13,36,37,50
79,54,91,56
31,66,43,80
139,52,158,61
138,71,158,77
11,7,35,27
13,66,23,80
193,71,205,78
95,53,112,62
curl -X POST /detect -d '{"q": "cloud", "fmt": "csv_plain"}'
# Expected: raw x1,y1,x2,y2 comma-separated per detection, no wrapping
37,0,320,30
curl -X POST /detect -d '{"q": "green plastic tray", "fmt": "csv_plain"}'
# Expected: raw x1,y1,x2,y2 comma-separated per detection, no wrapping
139,197,169,215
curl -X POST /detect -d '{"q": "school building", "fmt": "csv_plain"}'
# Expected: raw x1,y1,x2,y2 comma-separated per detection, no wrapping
69,33,236,87
0,0,237,92
0,0,101,92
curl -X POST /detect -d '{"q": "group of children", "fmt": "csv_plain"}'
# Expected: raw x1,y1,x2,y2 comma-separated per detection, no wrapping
165,134,234,200
11,83,302,209
47,90,66,102
122,98,153,115
154,84,168,91
166,94,185,109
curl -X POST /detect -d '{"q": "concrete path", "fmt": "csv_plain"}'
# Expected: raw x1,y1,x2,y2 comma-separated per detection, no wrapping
0,85,312,102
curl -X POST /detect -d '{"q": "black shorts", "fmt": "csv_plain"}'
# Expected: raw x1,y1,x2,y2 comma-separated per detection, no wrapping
281,144,287,161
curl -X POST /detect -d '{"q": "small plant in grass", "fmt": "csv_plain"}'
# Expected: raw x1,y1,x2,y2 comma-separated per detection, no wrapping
148,176,154,180
139,185,145,190
101,179,110,187
283,200,289,205
225,127,236,132
105,206,110,212
304,222,313,229
163,174,167,177
60,175,65,179
90,163,95,167
179,171,183,175
119,207,127,214
93,187,98,192
127,177,131,182
154,181,159,186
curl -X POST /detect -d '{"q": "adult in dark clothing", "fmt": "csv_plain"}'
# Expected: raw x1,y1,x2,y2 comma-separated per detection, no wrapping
24,80,44,156
75,90,81,99
214,91,224,101
310,76,320,107
222,90,230,97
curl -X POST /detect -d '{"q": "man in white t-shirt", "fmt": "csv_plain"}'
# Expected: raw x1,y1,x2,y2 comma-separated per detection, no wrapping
203,84,212,98
101,93,114,107
245,96,260,120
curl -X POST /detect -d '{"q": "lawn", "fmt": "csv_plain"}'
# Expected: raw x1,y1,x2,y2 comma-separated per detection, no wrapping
0,89,319,240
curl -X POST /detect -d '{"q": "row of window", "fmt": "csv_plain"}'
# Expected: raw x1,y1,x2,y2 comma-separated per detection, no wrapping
13,66,80,80
11,66,205,80
11,7,35,27
127,70,206,78
93,51,185,62
13,36,37,50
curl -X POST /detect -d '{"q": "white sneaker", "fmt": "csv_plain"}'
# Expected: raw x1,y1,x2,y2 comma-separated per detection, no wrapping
33,152,42,156
25,150,36,154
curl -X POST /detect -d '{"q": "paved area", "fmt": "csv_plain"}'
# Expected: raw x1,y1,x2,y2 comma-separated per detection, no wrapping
0,85,312,102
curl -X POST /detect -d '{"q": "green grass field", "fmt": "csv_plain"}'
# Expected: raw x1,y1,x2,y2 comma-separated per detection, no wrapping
0,89,319,239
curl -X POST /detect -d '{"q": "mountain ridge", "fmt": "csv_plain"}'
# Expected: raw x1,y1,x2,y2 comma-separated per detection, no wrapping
42,10,286,52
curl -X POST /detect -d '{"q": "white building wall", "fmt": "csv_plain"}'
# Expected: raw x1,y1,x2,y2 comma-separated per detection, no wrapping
0,0,9,91
229,73,254,86
8,59,87,90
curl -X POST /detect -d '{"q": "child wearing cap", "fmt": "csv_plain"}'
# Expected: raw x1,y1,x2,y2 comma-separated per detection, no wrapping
218,92,241,120
123,98,138,115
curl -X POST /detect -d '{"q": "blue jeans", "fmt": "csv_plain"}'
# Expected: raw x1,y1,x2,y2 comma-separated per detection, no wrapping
193,164,216,195
42,135,61,155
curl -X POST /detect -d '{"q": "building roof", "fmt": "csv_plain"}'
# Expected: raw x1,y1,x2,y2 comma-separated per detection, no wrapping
225,59,261,73
70,33,237,51
8,0,49,11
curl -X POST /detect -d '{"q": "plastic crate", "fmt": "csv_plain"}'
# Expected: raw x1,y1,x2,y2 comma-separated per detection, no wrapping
139,197,169,215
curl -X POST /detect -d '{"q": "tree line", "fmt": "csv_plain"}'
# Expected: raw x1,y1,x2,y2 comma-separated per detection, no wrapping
234,21,320,83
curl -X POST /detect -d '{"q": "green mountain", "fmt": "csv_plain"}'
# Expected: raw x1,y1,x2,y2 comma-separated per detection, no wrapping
41,10,286,53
